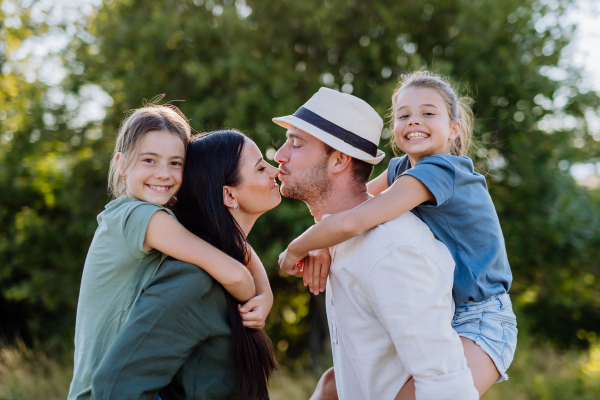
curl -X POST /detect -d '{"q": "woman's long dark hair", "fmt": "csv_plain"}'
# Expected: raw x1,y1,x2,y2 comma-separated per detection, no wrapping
174,130,278,399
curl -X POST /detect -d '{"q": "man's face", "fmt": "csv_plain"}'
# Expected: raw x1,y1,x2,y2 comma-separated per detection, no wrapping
274,125,332,204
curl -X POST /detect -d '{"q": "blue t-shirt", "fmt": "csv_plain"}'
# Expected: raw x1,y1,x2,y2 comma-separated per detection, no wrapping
387,154,512,306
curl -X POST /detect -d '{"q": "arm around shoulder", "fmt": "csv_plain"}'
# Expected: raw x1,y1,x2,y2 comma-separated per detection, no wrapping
287,175,433,257
144,211,256,302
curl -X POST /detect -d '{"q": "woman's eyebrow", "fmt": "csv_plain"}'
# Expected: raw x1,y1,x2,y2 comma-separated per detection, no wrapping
254,157,264,167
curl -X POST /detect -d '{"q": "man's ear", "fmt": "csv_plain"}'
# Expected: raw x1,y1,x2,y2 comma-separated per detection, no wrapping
223,186,238,210
330,151,353,175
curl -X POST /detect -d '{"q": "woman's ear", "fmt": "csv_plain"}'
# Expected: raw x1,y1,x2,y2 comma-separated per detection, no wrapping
223,186,238,210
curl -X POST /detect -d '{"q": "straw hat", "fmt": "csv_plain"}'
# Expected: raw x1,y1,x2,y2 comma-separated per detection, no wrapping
272,87,385,164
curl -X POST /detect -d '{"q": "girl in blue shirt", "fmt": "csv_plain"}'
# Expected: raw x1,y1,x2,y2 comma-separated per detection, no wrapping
280,71,517,398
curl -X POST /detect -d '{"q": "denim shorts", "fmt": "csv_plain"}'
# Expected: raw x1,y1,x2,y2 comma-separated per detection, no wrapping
452,293,518,383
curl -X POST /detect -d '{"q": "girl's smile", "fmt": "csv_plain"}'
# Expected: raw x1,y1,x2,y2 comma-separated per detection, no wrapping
394,87,460,165
404,131,431,143
117,129,185,205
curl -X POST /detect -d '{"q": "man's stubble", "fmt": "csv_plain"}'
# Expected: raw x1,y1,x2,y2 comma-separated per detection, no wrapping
280,154,332,206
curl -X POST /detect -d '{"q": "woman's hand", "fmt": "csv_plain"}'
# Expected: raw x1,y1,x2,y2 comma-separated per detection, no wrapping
278,247,307,275
302,249,331,295
239,294,273,329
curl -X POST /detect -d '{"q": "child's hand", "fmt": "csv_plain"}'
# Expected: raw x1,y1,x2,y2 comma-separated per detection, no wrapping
302,249,331,295
278,248,307,275
239,294,273,329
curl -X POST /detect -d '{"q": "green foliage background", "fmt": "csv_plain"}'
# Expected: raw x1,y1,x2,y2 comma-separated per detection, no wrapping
1,0,600,368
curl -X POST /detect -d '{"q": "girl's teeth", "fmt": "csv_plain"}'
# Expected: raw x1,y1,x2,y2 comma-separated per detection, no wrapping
150,185,169,191
407,132,428,140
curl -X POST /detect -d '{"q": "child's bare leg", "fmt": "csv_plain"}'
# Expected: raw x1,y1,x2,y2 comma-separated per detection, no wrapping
310,367,338,400
394,337,500,399
461,337,499,396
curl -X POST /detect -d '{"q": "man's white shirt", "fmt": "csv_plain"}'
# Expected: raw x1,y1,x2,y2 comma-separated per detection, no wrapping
326,211,479,400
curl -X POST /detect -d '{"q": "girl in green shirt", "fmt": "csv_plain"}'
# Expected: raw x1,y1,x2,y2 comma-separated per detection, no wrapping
68,102,273,400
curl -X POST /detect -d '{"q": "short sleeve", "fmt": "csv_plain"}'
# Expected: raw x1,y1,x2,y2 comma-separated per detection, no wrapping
122,202,175,258
387,157,403,187
404,156,456,208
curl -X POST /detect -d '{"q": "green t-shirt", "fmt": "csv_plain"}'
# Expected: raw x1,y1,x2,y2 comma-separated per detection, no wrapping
68,197,175,400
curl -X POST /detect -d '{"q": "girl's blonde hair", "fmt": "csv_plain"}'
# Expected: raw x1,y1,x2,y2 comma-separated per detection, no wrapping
108,101,192,199
389,71,475,157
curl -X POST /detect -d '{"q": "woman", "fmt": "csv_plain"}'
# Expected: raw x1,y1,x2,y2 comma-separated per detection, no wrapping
92,130,280,400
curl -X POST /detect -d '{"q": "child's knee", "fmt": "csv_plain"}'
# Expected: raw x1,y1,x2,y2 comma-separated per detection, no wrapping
321,367,336,394
312,367,337,400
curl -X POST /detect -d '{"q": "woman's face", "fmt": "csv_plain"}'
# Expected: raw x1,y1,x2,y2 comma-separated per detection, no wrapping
231,138,281,216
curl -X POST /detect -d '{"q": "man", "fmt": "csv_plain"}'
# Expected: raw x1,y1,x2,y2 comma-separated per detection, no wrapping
273,88,479,400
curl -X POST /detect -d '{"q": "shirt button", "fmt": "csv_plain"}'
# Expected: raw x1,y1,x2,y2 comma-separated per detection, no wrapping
331,297,334,305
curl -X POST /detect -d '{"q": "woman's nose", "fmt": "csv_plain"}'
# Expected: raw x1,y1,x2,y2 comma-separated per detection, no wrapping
267,163,279,178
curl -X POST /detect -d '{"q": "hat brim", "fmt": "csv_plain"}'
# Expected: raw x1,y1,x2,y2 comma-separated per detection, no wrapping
272,115,385,165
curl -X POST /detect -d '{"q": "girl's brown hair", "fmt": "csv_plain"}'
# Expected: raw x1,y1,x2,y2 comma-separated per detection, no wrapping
108,100,192,199
389,71,475,157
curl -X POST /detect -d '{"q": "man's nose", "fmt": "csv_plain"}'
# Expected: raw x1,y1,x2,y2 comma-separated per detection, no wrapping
274,143,289,165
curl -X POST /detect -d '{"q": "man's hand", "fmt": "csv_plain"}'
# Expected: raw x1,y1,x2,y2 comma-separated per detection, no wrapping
278,248,306,275
303,249,331,295
239,294,273,329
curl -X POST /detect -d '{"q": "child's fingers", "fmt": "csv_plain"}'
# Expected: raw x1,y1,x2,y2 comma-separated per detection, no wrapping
319,263,329,292
240,310,266,329
293,259,305,276
312,263,322,295
304,257,313,288
240,310,262,322
242,319,265,329
278,250,286,266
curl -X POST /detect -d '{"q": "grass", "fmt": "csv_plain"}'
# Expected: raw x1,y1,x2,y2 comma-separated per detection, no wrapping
1,335,599,400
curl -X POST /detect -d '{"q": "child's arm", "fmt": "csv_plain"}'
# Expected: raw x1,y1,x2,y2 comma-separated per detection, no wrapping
366,169,389,196
238,247,274,329
145,212,256,302
279,175,434,275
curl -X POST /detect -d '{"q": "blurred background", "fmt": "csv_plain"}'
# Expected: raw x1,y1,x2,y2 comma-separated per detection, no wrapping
1,0,600,398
